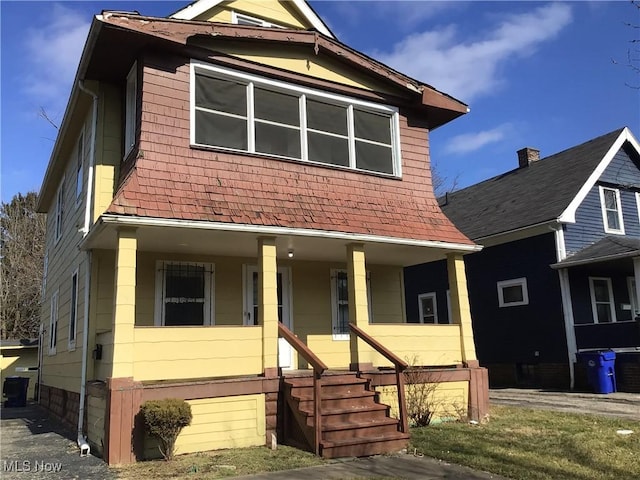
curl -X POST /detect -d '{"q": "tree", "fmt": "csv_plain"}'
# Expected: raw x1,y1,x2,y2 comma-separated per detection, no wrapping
0,192,46,339
613,1,640,88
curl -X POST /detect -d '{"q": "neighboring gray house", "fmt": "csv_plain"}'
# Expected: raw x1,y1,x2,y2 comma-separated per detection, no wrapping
405,127,640,391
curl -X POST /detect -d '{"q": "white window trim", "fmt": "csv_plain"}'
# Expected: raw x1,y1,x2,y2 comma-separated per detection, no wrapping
231,10,285,28
330,269,372,340
588,276,617,324
497,277,529,307
417,292,438,324
68,269,79,351
49,290,59,355
599,186,625,234
124,62,137,160
75,129,84,207
627,276,638,319
54,176,65,245
635,192,640,227
242,265,293,328
154,261,215,326
190,61,402,178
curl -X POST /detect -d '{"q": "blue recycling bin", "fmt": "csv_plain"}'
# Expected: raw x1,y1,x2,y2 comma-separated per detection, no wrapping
3,376,29,407
578,351,616,394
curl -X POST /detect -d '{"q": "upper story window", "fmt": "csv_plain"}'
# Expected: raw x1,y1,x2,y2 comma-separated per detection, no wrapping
497,277,529,307
155,261,214,326
599,186,624,234
231,11,284,28
124,62,137,159
191,62,401,177
54,178,64,244
75,131,84,205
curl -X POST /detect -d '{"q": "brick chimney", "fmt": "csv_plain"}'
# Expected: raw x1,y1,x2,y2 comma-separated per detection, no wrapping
517,147,540,168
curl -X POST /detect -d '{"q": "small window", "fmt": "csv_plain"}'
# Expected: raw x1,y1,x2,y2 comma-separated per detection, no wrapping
231,11,284,28
497,278,529,307
330,270,372,339
54,178,64,243
49,290,59,355
68,270,79,350
589,277,616,324
417,293,438,324
75,131,84,204
155,261,214,326
599,186,624,234
124,63,137,159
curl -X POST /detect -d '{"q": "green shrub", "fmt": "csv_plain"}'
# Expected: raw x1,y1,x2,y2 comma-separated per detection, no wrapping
140,398,192,460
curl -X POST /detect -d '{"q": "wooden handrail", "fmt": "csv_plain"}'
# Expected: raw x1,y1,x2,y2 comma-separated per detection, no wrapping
349,323,409,433
278,323,328,374
278,323,326,454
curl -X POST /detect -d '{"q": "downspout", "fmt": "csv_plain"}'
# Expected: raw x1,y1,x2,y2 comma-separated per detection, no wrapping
76,80,98,456
554,224,577,389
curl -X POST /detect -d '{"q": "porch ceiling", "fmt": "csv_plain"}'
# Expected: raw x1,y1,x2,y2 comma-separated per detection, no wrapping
83,218,469,266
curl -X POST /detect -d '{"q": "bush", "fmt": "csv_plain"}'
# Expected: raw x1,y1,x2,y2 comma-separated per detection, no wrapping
140,398,192,460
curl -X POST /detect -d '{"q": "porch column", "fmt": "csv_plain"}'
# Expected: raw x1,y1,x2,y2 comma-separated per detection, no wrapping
258,237,279,377
111,228,137,378
347,243,370,370
447,253,478,368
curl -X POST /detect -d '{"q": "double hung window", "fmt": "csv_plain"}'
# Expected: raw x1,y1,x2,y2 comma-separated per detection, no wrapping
417,293,438,323
68,270,78,350
599,186,624,234
588,277,616,324
192,63,400,176
497,278,529,307
49,291,59,355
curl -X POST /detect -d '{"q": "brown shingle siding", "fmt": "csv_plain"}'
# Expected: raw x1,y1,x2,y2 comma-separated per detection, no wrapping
108,56,470,245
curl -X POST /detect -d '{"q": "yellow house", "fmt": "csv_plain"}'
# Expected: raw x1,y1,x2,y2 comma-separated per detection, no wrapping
36,0,488,464
1,339,39,402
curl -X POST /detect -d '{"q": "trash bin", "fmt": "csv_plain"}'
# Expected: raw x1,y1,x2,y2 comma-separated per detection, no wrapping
577,351,616,394
3,376,29,407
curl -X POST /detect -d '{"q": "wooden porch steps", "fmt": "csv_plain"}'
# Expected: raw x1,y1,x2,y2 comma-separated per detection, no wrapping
283,372,409,458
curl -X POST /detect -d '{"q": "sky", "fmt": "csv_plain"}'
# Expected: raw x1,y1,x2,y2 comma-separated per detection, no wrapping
1,0,639,203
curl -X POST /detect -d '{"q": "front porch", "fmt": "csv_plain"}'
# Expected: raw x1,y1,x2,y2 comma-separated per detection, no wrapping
83,221,487,463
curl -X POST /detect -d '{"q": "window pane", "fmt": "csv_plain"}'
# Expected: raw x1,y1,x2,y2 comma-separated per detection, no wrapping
165,303,204,326
593,280,610,302
354,109,391,144
195,75,246,115
421,297,434,316
337,305,349,334
308,132,349,167
604,190,617,209
606,210,620,230
502,285,524,304
307,99,348,135
596,304,612,323
337,272,348,302
255,122,301,158
195,111,247,150
165,264,205,299
355,141,393,174
255,88,300,126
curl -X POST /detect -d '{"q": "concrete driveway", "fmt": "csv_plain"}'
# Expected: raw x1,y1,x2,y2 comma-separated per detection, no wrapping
490,388,640,420
0,404,115,480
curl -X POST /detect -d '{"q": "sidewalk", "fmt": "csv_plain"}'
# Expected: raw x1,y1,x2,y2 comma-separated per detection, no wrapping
232,454,509,480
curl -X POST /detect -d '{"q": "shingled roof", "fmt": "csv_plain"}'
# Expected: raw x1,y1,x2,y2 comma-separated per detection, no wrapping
552,236,640,268
439,128,627,240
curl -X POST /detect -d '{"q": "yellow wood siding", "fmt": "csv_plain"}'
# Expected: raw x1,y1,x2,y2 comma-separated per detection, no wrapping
132,326,263,381
363,324,463,367
198,0,309,29
0,347,39,400
375,381,469,422
93,331,113,381
92,83,122,222
369,266,405,324
86,393,107,454
40,107,91,393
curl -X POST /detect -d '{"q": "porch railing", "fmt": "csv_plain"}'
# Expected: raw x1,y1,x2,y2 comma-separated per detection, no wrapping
349,323,409,433
278,323,327,455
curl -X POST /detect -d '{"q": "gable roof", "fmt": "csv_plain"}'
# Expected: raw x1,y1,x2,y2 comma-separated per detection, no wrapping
169,0,335,38
440,127,639,240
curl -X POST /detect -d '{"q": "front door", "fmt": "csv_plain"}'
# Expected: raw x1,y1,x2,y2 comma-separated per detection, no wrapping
244,266,293,369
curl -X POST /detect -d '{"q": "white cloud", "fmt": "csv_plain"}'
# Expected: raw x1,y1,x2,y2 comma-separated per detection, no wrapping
375,3,572,101
444,124,511,154
23,4,90,113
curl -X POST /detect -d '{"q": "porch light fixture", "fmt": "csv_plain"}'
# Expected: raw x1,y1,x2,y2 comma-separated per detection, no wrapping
287,250,294,258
